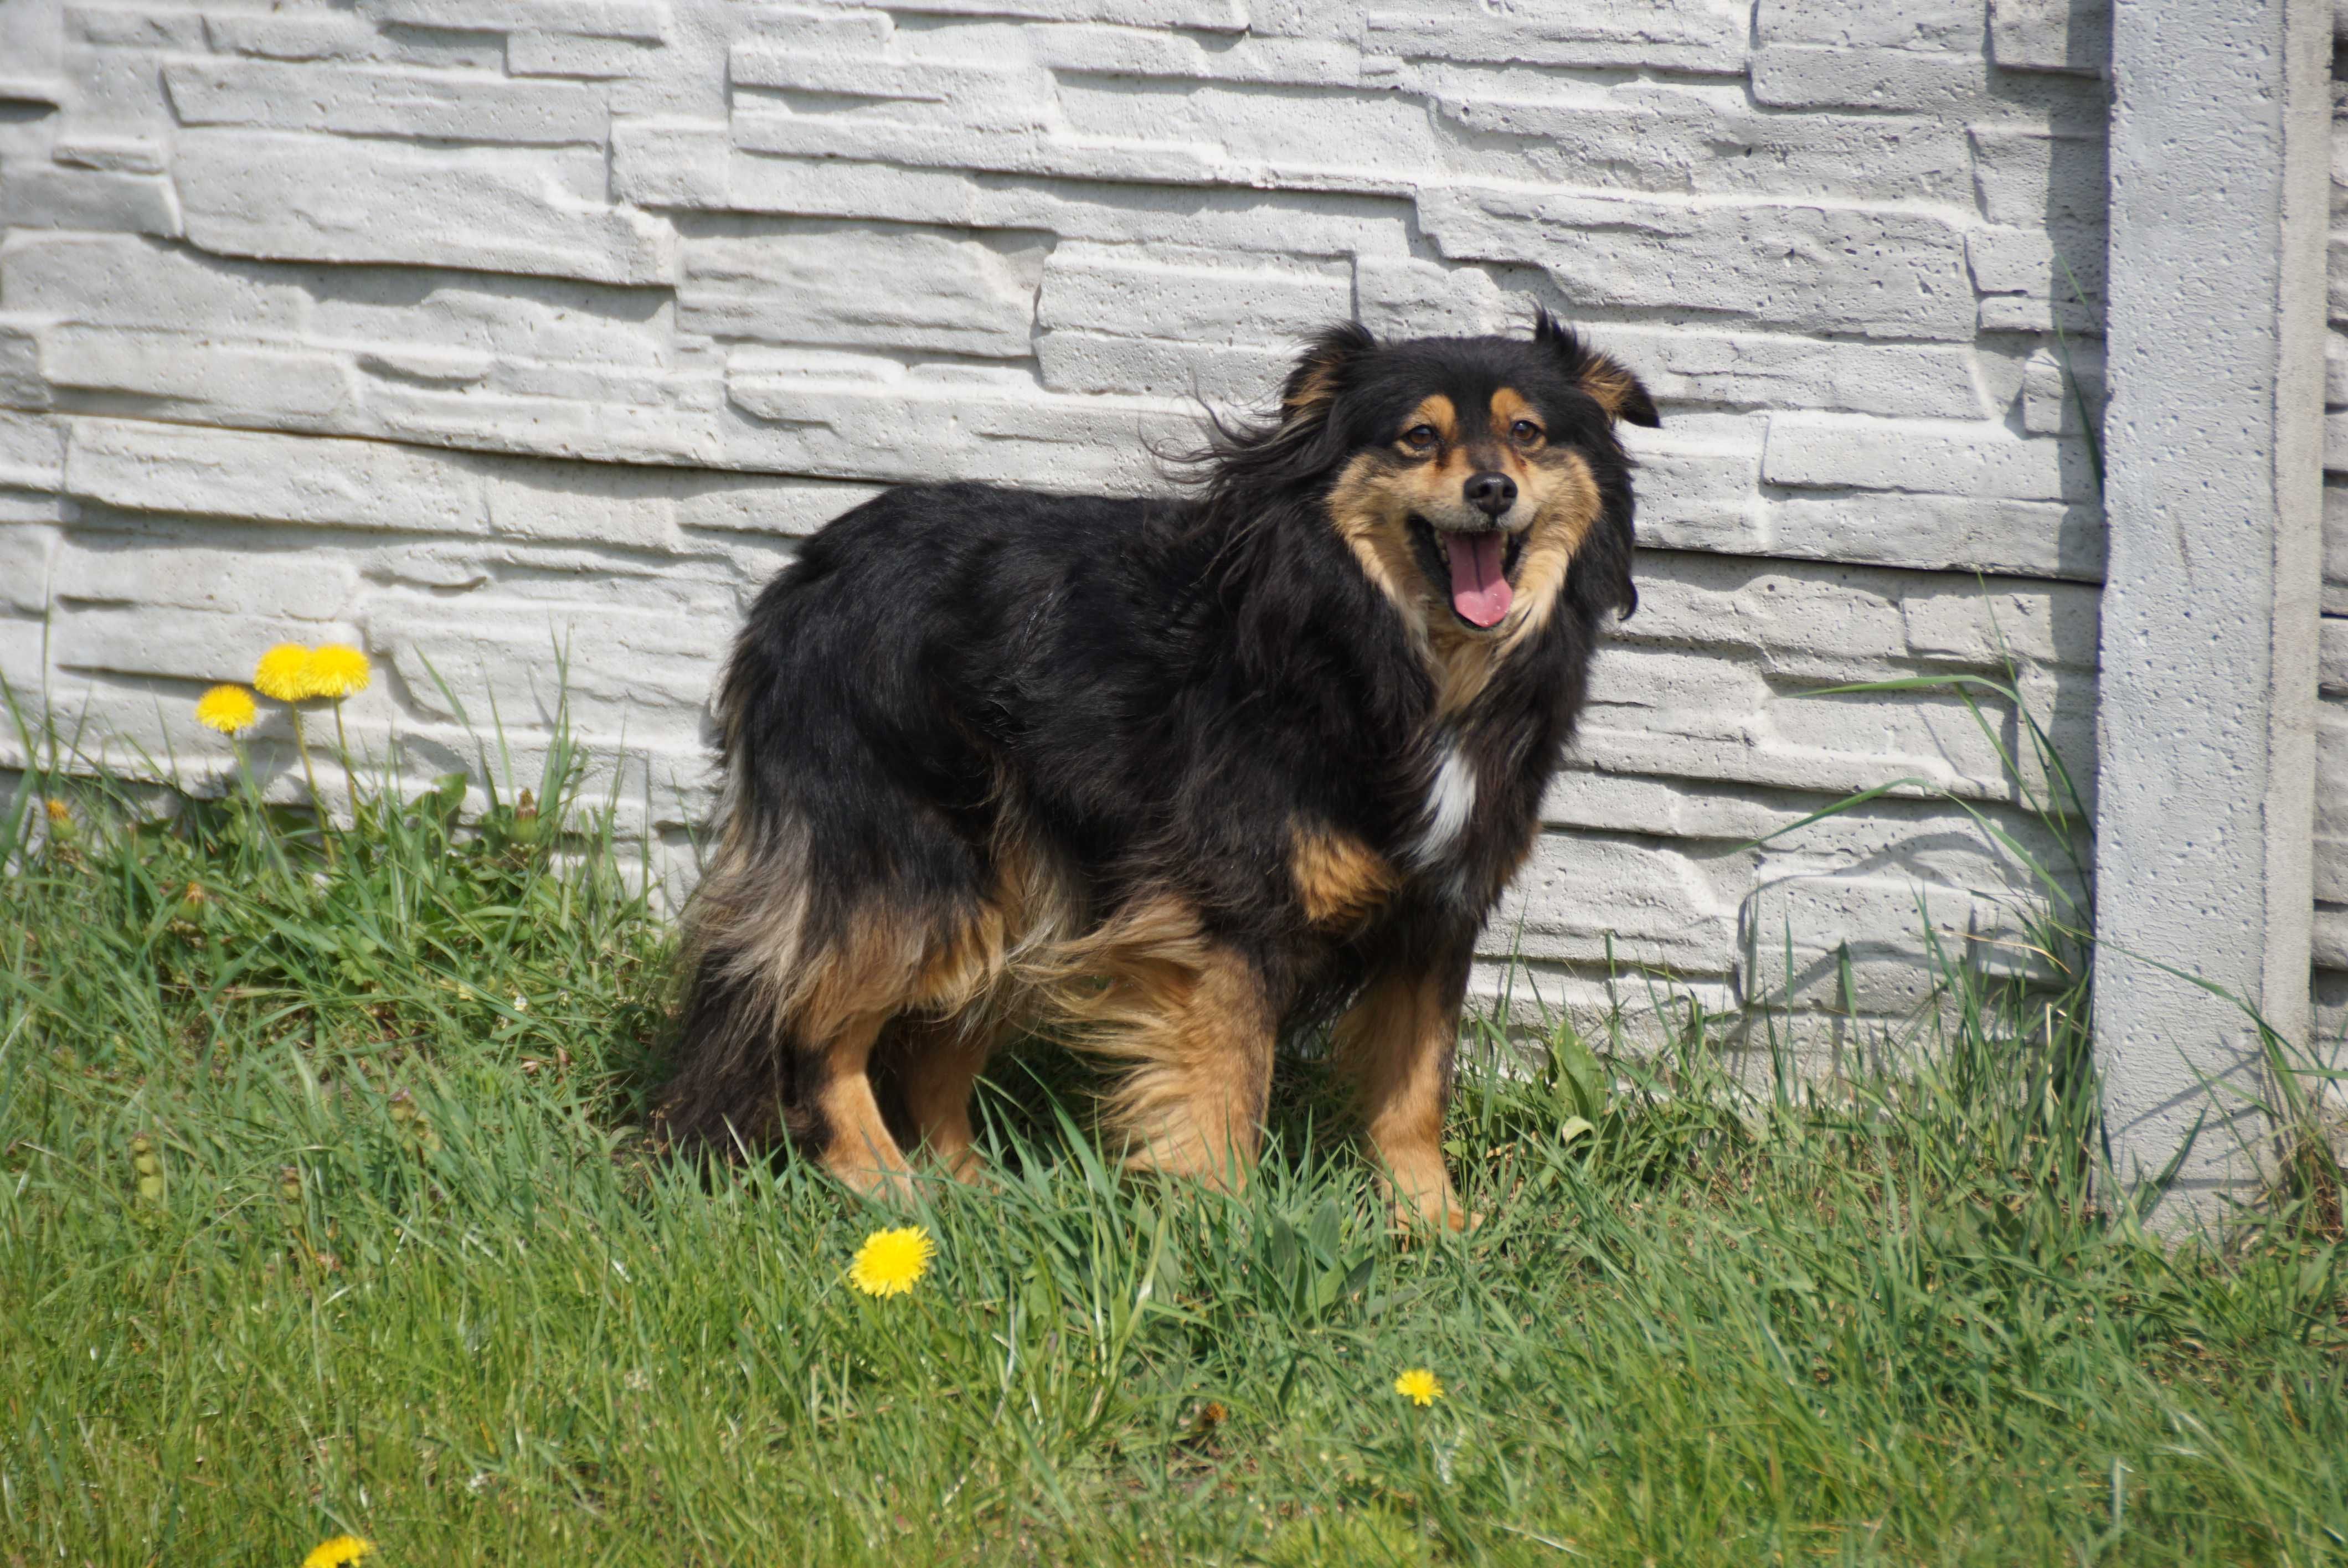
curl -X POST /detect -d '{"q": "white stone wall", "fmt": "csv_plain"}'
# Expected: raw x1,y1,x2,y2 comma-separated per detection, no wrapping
0,0,2118,1036
2319,27,2348,1045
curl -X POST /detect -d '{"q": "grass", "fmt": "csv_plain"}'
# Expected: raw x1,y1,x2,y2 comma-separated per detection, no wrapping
4,733,2347,1566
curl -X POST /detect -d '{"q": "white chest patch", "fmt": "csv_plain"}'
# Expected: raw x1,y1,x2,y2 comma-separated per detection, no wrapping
1413,744,1477,865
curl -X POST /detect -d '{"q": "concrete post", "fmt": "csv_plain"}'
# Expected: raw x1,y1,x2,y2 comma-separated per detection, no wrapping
2095,0,2328,1220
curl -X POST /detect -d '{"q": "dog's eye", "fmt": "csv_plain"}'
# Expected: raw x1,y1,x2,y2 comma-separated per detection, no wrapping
1399,424,1439,452
1510,419,1544,446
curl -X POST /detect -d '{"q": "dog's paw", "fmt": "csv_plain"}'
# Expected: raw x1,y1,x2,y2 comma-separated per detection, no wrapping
1388,1194,1482,1236
931,1147,997,1188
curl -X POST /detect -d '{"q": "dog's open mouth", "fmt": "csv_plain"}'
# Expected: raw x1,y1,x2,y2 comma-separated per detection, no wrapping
1410,517,1526,630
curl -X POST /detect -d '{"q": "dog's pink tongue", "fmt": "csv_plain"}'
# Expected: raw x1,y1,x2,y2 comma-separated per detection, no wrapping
1445,533,1512,627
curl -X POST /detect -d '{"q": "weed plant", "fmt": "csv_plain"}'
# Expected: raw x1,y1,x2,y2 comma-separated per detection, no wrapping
3,713,2346,1565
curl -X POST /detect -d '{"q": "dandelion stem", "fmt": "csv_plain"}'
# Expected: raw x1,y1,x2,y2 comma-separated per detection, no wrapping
332,702,358,836
289,704,333,863
230,737,294,879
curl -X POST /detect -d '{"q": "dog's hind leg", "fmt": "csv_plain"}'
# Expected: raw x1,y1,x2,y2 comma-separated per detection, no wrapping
876,1010,1007,1181
666,926,920,1196
1331,950,1473,1230
785,905,1000,1199
803,1010,916,1198
668,843,974,1199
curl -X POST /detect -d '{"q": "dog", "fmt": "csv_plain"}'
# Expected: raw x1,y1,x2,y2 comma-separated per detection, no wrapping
660,311,1656,1227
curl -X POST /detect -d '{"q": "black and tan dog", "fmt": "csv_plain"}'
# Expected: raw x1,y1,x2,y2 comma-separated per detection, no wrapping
661,312,1656,1227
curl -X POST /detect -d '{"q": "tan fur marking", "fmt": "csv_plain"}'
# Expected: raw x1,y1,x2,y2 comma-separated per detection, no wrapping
1403,393,1457,445
1332,969,1470,1230
811,1012,915,1197
1495,450,1603,657
1432,449,1478,497
1578,355,1642,421
1097,929,1274,1185
1011,894,1276,1187
1285,359,1342,414
882,1012,1005,1180
885,819,1087,1180
1490,386,1538,433
792,905,931,1048
1423,627,1500,716
696,819,812,1010
910,901,1008,1014
1290,824,1397,929
1326,451,1432,648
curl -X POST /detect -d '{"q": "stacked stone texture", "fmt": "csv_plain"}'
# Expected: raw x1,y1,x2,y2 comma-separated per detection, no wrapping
0,0,2159,1042
2319,19,2348,1045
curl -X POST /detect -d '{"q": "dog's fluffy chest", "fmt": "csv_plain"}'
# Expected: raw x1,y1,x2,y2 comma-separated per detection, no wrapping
1409,739,1479,868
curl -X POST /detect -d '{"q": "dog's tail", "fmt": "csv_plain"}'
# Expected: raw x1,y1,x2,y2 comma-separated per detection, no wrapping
660,579,832,1156
657,822,822,1155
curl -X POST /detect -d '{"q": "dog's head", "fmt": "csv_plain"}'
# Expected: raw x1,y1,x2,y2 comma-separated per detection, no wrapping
1259,313,1656,641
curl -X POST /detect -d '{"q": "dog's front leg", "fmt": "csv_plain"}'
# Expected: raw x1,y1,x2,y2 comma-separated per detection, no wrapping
1104,942,1278,1192
1332,951,1473,1230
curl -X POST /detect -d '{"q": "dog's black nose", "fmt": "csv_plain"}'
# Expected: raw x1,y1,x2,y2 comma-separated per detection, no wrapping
1463,471,1517,518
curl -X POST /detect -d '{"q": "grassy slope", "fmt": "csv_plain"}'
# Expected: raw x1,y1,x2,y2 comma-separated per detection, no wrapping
2,770,2345,1567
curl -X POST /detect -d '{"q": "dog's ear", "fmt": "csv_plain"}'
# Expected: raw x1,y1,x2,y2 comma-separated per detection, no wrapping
1533,308,1660,428
1280,322,1378,421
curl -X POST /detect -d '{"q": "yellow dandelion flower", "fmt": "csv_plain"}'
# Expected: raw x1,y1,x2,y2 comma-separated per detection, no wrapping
847,1225,935,1297
195,684,259,736
43,797,70,825
299,1536,373,1568
303,643,372,702
1393,1368,1444,1407
253,643,313,703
